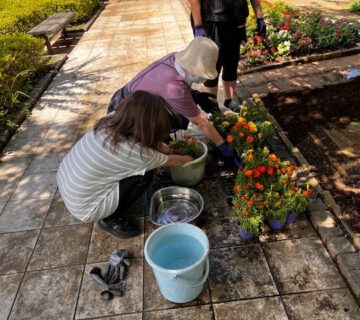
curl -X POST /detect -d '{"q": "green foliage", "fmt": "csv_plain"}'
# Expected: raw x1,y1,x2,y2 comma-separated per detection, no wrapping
169,136,204,159
349,1,360,12
0,0,100,34
0,33,47,130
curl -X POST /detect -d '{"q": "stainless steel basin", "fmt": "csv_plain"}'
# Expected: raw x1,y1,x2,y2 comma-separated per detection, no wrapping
150,186,204,225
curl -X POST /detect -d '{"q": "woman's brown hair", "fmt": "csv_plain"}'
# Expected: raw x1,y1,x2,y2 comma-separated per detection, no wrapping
94,90,171,152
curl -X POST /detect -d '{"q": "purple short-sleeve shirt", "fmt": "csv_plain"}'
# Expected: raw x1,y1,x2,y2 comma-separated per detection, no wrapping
125,53,200,118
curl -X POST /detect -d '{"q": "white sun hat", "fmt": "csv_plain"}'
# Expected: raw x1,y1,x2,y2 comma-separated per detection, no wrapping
175,37,219,80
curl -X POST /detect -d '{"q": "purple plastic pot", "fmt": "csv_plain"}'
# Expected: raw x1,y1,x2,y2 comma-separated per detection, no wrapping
269,218,285,231
286,212,298,224
239,229,254,241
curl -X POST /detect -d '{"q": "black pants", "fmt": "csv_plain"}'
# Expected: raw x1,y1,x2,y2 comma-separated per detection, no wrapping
105,170,153,220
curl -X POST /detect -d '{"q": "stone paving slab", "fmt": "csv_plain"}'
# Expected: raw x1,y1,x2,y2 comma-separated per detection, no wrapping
282,288,360,320
208,245,278,302
27,224,92,271
0,230,39,275
0,198,52,233
213,297,288,320
263,238,347,294
0,273,23,320
143,305,214,320
9,266,82,320
76,261,143,319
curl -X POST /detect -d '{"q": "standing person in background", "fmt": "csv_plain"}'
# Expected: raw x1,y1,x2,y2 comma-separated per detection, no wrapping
190,0,266,112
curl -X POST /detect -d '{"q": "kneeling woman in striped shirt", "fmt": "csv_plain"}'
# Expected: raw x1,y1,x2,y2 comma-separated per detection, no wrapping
57,91,193,238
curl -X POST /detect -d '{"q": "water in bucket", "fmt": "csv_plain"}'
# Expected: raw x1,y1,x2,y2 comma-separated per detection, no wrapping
151,234,204,269
156,199,199,225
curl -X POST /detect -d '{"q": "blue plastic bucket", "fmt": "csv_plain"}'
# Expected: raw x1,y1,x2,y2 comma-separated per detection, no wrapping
144,223,209,303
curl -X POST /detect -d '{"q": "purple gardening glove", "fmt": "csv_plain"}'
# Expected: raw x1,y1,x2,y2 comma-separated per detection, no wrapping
216,142,243,169
256,18,267,37
194,25,206,37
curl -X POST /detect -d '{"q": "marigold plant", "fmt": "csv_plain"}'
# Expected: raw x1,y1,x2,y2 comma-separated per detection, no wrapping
169,133,204,159
232,147,312,231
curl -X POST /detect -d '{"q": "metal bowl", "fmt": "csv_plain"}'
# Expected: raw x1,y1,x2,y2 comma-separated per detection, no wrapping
150,186,204,226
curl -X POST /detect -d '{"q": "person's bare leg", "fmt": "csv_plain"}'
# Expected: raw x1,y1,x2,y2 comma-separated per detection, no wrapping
223,80,236,100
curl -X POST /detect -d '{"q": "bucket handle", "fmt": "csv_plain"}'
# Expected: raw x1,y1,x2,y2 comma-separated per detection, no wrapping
171,258,209,288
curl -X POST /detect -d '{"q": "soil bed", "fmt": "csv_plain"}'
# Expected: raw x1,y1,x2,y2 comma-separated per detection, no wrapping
264,78,360,233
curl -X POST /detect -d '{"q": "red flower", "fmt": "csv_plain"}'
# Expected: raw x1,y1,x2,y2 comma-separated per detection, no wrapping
267,166,274,175
258,165,267,174
263,49,269,55
246,136,254,143
252,170,261,178
281,25,290,31
254,35,262,42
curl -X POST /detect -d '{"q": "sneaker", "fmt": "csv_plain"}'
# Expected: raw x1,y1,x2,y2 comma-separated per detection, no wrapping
225,97,242,113
98,217,141,238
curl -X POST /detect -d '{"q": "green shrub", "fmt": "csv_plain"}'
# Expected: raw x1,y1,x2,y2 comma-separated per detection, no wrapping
349,0,360,12
0,0,100,34
0,33,47,130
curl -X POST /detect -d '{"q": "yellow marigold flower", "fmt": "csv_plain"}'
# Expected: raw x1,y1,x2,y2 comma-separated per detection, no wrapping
252,93,260,99
263,146,269,152
224,111,233,117
237,116,246,123
222,121,230,127
248,121,257,132
254,98,262,104
243,111,248,116
241,106,247,110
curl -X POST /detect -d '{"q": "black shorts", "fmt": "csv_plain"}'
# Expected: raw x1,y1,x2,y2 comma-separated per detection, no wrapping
203,22,247,86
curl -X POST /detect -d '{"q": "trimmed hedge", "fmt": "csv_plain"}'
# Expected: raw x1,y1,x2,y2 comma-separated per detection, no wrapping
0,33,47,130
0,0,100,34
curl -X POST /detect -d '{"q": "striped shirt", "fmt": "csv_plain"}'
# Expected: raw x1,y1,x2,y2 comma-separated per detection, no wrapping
57,129,167,222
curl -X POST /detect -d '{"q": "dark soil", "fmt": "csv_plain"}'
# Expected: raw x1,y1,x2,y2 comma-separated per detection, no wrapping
264,78,360,233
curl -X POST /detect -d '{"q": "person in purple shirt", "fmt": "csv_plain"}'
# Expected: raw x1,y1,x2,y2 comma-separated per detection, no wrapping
108,37,238,164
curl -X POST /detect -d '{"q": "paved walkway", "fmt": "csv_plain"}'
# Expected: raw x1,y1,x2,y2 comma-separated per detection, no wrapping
0,1,360,319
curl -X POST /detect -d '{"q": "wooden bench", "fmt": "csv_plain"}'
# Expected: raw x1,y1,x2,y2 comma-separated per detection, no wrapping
28,12,76,54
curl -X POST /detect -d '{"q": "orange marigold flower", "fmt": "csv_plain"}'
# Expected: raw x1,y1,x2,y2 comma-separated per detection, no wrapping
247,153,254,162
242,209,249,217
244,170,253,177
246,183,251,189
255,182,265,191
226,135,234,143
247,200,254,206
233,185,241,193
281,168,287,174
275,192,280,198
246,136,254,143
268,154,277,162
239,131,245,137
303,189,312,197
183,133,190,140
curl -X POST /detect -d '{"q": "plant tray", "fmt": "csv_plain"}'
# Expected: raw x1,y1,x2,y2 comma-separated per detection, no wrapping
217,159,237,204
